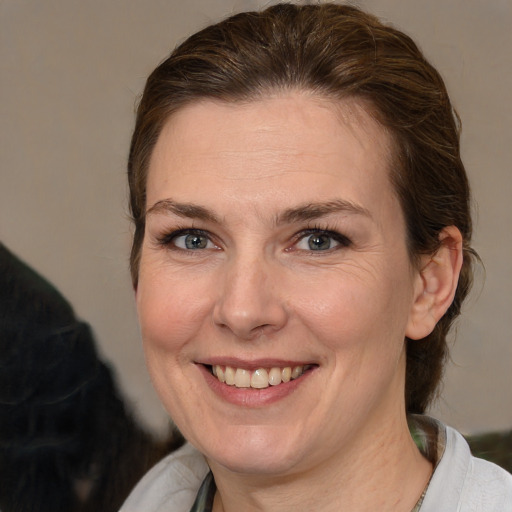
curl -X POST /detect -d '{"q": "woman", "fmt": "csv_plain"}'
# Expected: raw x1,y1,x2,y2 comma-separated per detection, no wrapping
120,3,512,511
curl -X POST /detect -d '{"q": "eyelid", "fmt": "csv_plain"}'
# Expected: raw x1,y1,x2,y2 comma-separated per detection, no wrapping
156,228,219,250
154,225,351,252
291,227,352,250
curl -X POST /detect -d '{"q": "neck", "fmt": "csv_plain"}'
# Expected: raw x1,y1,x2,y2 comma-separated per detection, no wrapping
210,411,432,512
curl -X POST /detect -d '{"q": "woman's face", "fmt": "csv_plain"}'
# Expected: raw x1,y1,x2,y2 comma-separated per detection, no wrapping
137,93,425,476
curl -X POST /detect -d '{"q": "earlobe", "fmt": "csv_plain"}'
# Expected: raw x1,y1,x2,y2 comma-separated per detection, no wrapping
406,226,464,340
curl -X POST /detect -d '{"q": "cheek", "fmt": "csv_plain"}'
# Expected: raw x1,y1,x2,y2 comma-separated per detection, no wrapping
135,267,215,417
294,264,413,357
136,264,212,355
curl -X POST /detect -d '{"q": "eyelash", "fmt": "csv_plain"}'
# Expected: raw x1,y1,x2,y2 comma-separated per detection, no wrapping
155,226,352,252
156,228,214,248
292,227,352,252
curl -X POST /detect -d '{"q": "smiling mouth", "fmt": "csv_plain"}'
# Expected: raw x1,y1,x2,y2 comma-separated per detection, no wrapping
208,364,315,389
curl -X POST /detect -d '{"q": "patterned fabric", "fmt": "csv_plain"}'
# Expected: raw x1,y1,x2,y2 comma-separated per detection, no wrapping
409,414,447,511
189,471,215,512
189,415,447,512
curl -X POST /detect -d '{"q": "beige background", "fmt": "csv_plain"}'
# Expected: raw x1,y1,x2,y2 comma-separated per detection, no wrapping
1,0,511,436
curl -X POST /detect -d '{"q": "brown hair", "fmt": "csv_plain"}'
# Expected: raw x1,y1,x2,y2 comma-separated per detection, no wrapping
128,3,475,414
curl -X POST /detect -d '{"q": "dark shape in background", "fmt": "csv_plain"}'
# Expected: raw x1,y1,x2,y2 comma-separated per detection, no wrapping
466,430,512,473
0,244,183,512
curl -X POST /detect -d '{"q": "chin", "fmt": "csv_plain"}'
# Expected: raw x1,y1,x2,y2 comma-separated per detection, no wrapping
198,425,307,476
208,449,303,476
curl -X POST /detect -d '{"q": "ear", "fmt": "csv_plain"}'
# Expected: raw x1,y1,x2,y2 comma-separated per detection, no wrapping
406,226,464,340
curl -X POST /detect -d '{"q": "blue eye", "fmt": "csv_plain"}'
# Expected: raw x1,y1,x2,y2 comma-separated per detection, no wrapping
159,229,217,250
176,233,210,249
295,230,350,251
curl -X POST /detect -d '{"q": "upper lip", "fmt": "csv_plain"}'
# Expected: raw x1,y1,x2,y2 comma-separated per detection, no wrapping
197,357,317,371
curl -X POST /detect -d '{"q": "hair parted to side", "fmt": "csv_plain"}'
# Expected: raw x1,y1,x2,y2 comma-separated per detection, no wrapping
128,3,476,414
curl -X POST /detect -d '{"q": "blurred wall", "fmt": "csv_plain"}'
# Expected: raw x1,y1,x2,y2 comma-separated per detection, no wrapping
1,0,511,436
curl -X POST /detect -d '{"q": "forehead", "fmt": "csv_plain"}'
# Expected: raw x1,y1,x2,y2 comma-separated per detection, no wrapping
146,93,396,217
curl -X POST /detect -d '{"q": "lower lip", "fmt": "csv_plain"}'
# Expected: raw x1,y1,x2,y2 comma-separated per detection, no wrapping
197,364,314,408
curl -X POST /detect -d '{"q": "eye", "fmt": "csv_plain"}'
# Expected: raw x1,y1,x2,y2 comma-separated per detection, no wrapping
176,233,211,250
158,229,218,251
294,230,350,252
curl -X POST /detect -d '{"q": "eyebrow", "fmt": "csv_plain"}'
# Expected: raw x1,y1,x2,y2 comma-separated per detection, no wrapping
276,199,372,225
146,199,221,224
146,198,371,225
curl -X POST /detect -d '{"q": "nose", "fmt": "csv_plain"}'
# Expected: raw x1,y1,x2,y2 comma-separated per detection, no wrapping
213,253,288,341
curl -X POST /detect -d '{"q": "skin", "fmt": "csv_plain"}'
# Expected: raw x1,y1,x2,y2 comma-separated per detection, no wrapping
136,92,460,511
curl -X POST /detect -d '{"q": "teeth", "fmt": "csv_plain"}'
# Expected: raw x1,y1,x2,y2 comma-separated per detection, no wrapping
225,366,235,385
216,366,226,383
212,364,310,389
251,368,269,389
291,366,303,379
268,367,282,386
234,368,251,388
